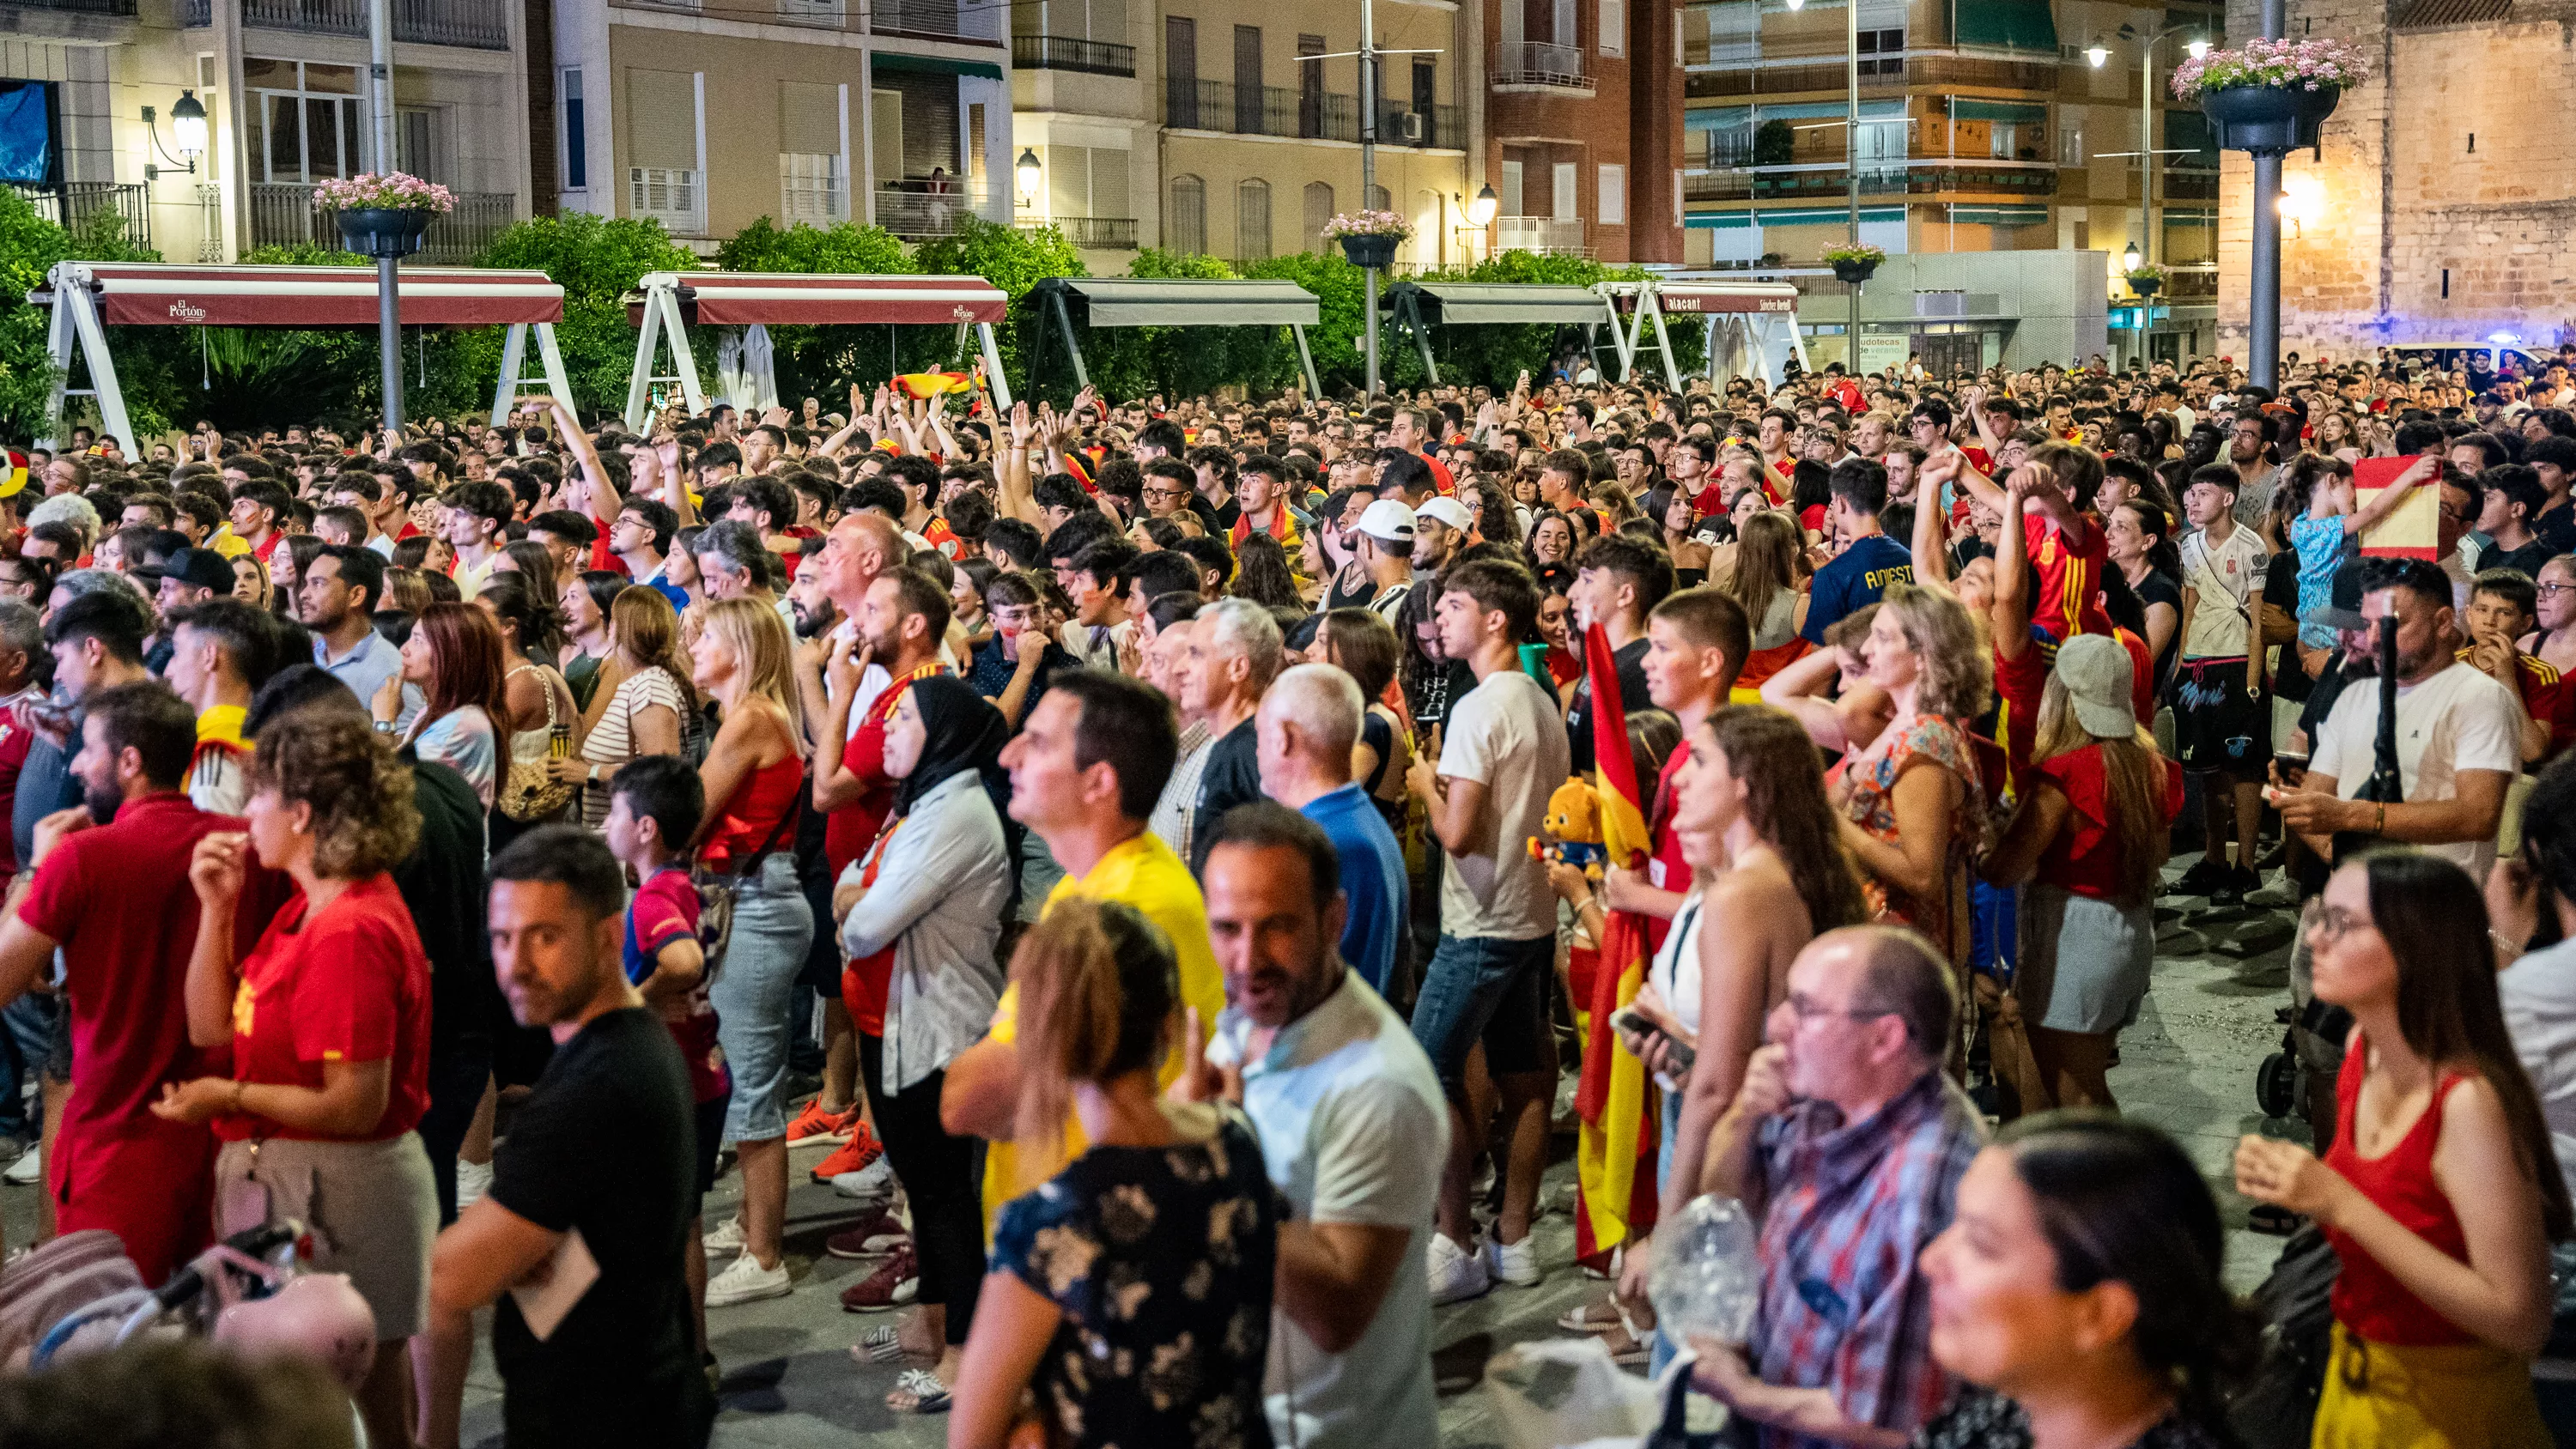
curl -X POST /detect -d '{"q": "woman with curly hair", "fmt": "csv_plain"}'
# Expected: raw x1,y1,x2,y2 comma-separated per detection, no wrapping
1228,531,1305,611
1834,582,1991,962
159,710,434,1449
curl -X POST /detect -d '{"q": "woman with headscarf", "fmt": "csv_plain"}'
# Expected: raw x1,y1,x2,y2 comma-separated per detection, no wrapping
832,674,1016,1414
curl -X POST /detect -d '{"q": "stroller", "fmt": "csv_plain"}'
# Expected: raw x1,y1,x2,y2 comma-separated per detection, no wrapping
0,1221,377,1404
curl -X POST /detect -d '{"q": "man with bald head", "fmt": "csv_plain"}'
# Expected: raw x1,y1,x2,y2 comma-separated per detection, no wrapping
1680,925,1985,1448
1257,664,1407,995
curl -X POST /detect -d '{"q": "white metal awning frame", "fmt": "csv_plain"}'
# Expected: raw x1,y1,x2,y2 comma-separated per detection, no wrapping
1027,278,1325,399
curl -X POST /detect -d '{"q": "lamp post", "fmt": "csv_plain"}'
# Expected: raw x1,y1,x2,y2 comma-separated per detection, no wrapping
1015,149,1042,212
2090,25,2207,367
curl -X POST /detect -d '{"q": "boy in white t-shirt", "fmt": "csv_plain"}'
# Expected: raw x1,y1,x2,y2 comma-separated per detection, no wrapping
1404,558,1571,1305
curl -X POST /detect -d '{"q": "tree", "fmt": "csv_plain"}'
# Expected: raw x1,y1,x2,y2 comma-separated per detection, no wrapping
708,216,951,404
0,187,162,443
912,216,1084,397
475,212,702,424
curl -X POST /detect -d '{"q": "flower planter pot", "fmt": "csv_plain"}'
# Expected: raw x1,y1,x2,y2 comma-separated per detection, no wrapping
337,207,434,260
2129,277,2163,300
1830,258,1879,285
1338,233,1400,270
2201,84,2341,155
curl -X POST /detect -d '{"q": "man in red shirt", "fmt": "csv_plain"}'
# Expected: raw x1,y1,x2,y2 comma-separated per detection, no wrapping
0,681,289,1278
1387,408,1455,495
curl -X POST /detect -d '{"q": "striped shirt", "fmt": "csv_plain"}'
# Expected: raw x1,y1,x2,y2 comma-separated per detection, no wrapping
1749,1070,1985,1449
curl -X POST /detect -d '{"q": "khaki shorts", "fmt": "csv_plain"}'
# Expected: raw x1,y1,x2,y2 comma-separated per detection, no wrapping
216,1131,438,1341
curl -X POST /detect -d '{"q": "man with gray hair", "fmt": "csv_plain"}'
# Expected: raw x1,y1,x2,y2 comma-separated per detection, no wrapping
27,494,100,559
693,518,793,634
1257,663,1408,995
1678,925,1984,1448
1183,597,1282,876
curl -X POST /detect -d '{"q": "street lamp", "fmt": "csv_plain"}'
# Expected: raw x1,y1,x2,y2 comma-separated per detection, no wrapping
143,90,208,179
2123,242,2142,272
1468,184,1498,227
2087,42,2111,67
1014,149,1042,203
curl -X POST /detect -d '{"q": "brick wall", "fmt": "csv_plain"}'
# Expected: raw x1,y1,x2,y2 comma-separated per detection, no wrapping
2216,0,2576,359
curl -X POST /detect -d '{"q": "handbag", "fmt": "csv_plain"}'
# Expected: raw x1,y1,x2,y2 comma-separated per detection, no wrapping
499,671,580,822
690,794,802,985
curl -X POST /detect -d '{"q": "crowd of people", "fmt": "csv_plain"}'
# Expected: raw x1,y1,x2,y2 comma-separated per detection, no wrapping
7,336,2576,1449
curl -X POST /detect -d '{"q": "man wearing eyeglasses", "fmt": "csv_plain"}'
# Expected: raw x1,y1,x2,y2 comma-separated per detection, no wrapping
1671,925,1984,1448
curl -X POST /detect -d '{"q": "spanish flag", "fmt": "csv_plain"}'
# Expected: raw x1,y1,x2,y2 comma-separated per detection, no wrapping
1573,621,1660,1261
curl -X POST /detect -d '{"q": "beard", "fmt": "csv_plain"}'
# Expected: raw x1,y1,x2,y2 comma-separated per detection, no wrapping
82,778,120,827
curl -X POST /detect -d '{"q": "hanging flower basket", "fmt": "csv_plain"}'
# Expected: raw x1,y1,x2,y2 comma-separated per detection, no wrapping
1322,209,1410,269
2125,264,2168,298
2171,39,2368,153
313,173,455,260
1824,244,1884,285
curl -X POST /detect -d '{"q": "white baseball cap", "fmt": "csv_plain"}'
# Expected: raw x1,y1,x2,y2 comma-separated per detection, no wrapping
1357,498,1416,543
2054,634,2137,739
1415,496,1473,533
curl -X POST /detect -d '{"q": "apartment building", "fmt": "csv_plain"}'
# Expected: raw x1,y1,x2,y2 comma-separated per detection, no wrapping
1149,0,1471,269
547,0,1014,246
3,0,531,264
1009,0,1152,272
1677,0,2219,366
1484,0,1680,264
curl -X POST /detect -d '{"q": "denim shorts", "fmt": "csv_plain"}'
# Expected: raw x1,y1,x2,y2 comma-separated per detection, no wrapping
708,853,816,1144
1409,932,1555,1091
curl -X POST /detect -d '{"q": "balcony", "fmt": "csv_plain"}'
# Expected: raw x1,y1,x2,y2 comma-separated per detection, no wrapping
246,182,515,262
626,168,703,236
876,180,988,239
1495,215,1588,255
1061,216,1137,248
184,0,507,45
9,182,148,246
1163,81,1459,148
1493,40,1594,93
872,0,1003,41
2163,165,2220,202
1013,33,1134,76
1683,48,2057,100
15,0,136,14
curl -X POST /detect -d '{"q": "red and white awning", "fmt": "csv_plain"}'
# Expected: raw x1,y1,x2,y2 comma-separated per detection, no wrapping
1653,282,1801,315
632,272,1009,326
33,261,565,327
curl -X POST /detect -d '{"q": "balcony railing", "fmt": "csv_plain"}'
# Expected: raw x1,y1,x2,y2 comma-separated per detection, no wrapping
1013,33,1135,76
18,0,137,15
1066,216,1137,248
186,0,507,45
1495,215,1588,255
872,0,1003,41
247,182,514,261
1163,81,1458,148
1684,48,2057,99
876,180,988,239
9,182,148,246
1493,39,1593,90
628,168,703,236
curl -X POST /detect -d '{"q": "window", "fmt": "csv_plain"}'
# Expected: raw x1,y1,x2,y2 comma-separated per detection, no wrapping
1302,180,1332,250
1236,178,1271,260
397,107,437,181
1552,161,1577,221
1500,159,1523,215
627,68,702,230
1170,173,1206,252
1598,163,1625,226
1600,0,1623,55
1049,144,1133,220
1297,33,1324,136
1365,182,1389,210
1855,27,1904,76
780,80,843,219
562,69,586,190
244,59,364,183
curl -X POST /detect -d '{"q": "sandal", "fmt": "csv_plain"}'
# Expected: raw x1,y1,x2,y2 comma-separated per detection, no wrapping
853,1327,905,1364
888,1367,953,1414
1557,1299,1625,1334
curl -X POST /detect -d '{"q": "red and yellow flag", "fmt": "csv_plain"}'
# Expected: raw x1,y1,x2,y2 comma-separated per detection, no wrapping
1573,621,1660,1260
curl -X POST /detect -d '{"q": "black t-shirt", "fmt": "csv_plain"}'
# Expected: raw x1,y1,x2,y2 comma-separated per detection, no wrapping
2134,567,2184,700
2537,500,2576,559
2259,549,2313,705
2479,537,2557,579
395,755,501,1055
1564,636,1653,776
1191,717,1264,876
489,1008,712,1447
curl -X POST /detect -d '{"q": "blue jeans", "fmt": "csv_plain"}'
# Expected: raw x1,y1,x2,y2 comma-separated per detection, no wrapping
1970,880,2019,982
709,854,816,1144
0,993,60,1139
1650,1089,1682,1376
1409,933,1555,1092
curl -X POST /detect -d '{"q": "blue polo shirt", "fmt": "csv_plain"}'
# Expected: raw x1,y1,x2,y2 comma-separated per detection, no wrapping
313,627,404,712
1802,533,1914,644
1297,783,1408,996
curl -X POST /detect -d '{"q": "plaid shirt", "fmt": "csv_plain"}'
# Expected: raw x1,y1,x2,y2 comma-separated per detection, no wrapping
1749,1071,1986,1449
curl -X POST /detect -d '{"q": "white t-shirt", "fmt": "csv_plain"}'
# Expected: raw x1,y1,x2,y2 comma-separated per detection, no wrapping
2179,524,2268,661
2500,937,2576,1208
2311,660,2520,878
1208,971,1448,1449
1436,669,1571,941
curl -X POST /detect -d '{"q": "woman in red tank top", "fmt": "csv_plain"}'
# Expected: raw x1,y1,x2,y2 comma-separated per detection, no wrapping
2236,853,2567,1449
688,596,814,1310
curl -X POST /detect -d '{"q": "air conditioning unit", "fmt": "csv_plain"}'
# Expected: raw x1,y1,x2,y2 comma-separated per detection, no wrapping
1396,112,1425,142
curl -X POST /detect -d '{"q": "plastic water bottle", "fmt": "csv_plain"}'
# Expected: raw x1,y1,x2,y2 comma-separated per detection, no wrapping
1647,1196,1762,1344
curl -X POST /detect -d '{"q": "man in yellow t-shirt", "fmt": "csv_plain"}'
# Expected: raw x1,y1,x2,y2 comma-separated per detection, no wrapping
942,670,1225,1224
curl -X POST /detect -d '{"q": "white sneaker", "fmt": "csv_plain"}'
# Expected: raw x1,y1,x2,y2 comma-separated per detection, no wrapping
702,1215,747,1257
831,1156,896,1203
1426,1232,1491,1306
454,1158,493,1210
704,1250,792,1307
1485,1235,1541,1288
3,1144,39,1185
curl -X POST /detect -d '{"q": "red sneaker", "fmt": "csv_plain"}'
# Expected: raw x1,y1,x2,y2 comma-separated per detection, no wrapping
786,1098,861,1147
807,1124,884,1184
839,1243,919,1313
825,1208,910,1260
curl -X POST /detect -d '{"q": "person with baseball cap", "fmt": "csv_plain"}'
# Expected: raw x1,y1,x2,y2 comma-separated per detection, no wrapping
1348,499,1417,623
1978,633,2183,1111
1412,497,1473,582
149,546,236,616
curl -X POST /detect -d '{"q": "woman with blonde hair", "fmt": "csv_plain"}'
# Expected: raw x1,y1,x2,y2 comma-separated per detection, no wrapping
1834,583,1991,963
554,585,693,828
690,595,813,1308
1721,509,1813,697
1979,634,2183,1108
948,898,1276,1449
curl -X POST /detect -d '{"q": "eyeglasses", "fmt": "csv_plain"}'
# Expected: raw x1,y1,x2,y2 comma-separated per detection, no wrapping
2541,583,2575,598
1143,486,1192,501
2309,905,2377,945
1784,993,1897,1025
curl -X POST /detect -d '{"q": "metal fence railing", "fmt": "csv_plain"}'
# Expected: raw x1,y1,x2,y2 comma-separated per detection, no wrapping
1012,33,1135,75
876,181,989,239
9,182,149,246
248,182,515,262
1494,40,1590,88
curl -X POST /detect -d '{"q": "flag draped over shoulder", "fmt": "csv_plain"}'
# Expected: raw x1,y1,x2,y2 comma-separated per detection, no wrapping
1573,621,1658,1260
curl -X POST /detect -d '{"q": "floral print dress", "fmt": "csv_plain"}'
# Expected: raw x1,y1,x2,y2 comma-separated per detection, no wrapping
1838,712,1990,961
990,1109,1284,1449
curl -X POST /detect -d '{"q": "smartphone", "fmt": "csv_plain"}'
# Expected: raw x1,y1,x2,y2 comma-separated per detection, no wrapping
2274,749,2308,787
1611,1008,1698,1076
